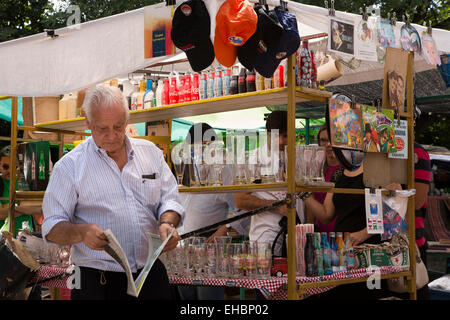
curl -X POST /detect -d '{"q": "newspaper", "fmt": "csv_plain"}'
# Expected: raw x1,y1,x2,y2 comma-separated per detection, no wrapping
104,229,174,297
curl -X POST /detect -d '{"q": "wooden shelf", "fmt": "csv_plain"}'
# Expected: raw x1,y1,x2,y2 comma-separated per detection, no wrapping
16,191,45,200
178,183,287,194
33,87,332,132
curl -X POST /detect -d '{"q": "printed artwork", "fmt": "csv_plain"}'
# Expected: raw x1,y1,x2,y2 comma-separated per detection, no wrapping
376,18,395,63
355,17,377,62
387,69,406,112
421,32,441,66
400,24,422,54
329,99,363,150
329,18,354,55
144,4,175,58
361,104,397,153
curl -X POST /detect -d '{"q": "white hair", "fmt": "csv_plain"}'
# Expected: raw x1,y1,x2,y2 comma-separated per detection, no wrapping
82,85,129,122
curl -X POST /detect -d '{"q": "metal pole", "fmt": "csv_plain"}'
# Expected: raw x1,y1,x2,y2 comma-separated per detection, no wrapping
8,97,18,234
287,54,298,300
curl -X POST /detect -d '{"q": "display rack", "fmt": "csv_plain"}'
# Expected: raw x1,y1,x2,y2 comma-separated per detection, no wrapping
4,52,417,300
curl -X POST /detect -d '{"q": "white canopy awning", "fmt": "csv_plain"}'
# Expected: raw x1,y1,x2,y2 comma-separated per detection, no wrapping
0,0,449,97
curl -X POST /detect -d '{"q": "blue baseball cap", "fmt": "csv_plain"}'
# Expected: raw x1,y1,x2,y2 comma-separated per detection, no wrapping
255,7,300,78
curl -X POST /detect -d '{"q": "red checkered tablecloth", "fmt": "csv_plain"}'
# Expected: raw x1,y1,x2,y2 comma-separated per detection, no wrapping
169,266,406,300
28,265,73,288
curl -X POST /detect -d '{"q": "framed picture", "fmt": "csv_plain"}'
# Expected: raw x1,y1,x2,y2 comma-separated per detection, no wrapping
328,99,363,150
329,17,354,56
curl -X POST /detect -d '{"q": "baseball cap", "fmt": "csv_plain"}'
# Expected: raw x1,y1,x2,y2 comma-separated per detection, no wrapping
255,7,301,78
214,0,258,67
171,0,215,72
237,5,284,71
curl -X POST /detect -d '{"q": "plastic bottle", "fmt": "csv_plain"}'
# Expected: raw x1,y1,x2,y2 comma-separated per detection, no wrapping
162,78,170,106
264,77,272,90
300,40,312,87
169,77,179,104
191,73,199,101
185,74,192,102
246,69,256,92
199,72,207,100
155,79,164,107
255,72,264,91
178,76,186,104
305,233,316,276
278,64,284,88
143,78,154,109
344,232,355,270
337,232,346,271
214,67,223,97
330,232,339,273
130,82,139,110
238,67,247,94
136,79,146,110
38,150,45,181
314,232,324,276
273,67,280,89
321,232,333,275
224,68,231,96
207,70,215,99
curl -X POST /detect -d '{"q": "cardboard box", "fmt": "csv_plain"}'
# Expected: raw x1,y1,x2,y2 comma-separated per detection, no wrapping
355,246,409,268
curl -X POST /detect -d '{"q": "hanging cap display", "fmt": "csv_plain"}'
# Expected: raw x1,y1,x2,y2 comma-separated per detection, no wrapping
237,5,284,71
255,7,301,78
214,0,258,67
171,0,215,72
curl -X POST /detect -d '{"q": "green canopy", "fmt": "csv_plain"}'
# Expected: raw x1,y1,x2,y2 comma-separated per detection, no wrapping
0,97,23,125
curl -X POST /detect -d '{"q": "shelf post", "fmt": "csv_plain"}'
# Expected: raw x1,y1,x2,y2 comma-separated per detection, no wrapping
8,97,18,234
406,52,417,300
287,54,298,300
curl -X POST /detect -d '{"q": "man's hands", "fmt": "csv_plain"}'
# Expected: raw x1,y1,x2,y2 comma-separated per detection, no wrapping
81,224,109,251
159,223,180,253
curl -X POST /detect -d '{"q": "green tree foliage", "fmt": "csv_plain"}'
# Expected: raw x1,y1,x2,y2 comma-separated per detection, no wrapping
415,113,450,149
0,0,52,43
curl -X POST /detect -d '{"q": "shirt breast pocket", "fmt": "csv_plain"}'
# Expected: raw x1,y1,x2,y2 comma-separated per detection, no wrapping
136,178,161,208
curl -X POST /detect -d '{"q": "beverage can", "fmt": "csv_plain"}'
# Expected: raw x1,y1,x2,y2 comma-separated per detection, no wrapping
192,73,199,101
185,74,192,102
199,72,207,100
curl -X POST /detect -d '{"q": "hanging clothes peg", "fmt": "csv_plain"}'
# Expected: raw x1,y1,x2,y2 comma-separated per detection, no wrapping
325,0,335,16
360,7,369,21
388,12,397,26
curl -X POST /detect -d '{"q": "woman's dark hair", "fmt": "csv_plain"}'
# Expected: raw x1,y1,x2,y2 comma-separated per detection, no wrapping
266,110,287,134
186,122,217,144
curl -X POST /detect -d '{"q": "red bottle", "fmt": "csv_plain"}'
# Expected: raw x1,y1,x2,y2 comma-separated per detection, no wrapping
185,75,192,102
169,77,179,104
179,76,185,104
277,65,284,88
191,74,199,101
162,78,169,105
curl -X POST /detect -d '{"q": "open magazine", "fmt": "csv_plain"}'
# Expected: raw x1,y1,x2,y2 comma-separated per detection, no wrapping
103,229,174,297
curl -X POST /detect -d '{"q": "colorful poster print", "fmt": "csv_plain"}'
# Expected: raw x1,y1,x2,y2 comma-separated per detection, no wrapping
329,99,363,150
144,4,175,58
387,69,406,112
400,24,421,54
361,104,397,153
421,32,441,66
329,18,354,55
376,18,395,63
355,17,377,62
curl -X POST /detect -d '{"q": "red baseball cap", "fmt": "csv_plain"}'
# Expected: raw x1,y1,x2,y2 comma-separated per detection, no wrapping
214,0,258,67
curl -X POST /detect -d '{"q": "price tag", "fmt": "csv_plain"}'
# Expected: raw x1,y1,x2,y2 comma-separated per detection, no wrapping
365,188,384,234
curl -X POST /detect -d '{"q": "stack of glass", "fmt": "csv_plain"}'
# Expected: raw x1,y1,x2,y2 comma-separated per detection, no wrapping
160,237,273,280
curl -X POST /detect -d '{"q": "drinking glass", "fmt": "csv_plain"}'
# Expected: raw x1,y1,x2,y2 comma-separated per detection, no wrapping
191,237,206,278
245,150,261,184
295,145,305,183
302,145,315,182
256,242,272,279
312,145,326,182
214,236,232,278
226,243,245,279
172,142,187,186
243,240,258,278
205,243,217,278
274,149,286,182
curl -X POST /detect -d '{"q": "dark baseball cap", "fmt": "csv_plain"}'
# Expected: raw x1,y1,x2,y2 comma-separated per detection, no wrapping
255,7,301,78
171,0,215,72
237,5,284,71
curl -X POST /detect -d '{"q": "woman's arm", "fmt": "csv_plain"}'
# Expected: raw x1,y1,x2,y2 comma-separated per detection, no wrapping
304,192,336,224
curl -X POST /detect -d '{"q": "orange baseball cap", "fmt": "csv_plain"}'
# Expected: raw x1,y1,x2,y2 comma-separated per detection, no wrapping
214,0,258,67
